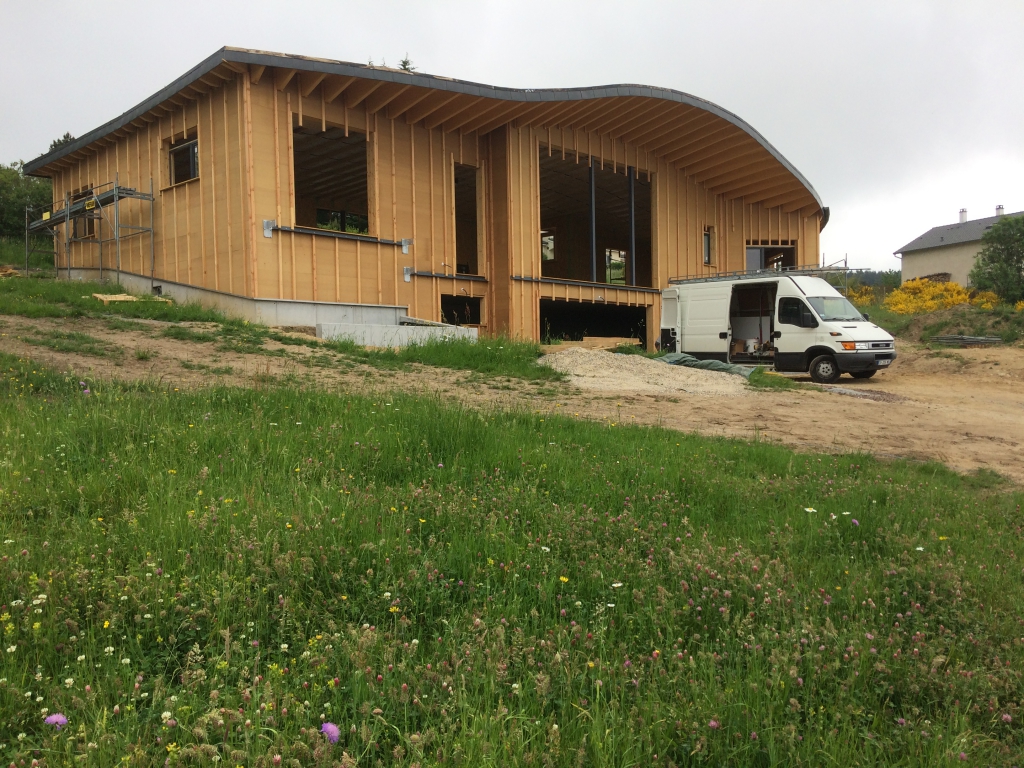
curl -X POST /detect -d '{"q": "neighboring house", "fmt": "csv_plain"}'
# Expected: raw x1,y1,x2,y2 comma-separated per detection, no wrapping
24,47,827,346
896,207,1022,286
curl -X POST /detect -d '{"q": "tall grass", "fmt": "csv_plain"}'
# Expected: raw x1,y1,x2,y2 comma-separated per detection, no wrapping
1,351,1022,765
0,235,54,271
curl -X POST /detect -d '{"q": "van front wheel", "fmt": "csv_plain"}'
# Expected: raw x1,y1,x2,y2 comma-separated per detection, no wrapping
809,355,841,384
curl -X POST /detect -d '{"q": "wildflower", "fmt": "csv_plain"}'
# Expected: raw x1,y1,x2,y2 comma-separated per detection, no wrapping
104,646,114,655
1002,713,1012,724
64,678,74,688
959,753,967,761
611,582,623,588
708,719,720,729
321,722,340,743
77,655,85,662
852,519,859,526
750,731,758,740
5,646,15,654
804,507,817,513
280,644,289,652
541,546,550,552
559,576,569,583
896,718,906,726
121,658,130,665
915,547,924,551
45,713,68,730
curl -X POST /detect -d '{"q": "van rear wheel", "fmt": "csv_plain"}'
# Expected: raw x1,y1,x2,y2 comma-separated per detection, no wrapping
809,355,841,384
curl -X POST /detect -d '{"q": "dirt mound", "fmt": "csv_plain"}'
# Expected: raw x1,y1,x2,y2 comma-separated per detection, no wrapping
898,305,1024,344
539,348,747,396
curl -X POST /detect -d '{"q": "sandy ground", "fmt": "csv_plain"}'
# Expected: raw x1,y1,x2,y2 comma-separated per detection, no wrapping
2,314,1023,483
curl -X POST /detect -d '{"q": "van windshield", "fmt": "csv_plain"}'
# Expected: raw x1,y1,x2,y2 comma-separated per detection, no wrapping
806,296,865,322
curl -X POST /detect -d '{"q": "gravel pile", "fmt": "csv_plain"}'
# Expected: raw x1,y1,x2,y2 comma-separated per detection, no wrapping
539,348,747,396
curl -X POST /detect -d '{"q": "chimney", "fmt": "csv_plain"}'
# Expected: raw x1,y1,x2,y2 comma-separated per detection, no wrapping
996,205,1005,217
959,208,967,223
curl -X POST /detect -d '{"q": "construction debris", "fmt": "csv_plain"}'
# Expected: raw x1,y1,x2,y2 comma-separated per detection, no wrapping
929,335,1002,347
0,266,22,278
90,293,172,305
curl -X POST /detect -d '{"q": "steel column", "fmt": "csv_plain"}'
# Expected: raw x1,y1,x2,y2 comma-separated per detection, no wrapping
589,160,597,282
628,166,636,287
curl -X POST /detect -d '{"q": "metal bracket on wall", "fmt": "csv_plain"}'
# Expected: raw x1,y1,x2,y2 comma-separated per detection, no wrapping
403,266,413,283
263,220,276,239
401,238,414,254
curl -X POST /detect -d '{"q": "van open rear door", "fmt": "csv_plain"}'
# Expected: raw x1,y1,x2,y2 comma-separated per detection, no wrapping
680,283,731,361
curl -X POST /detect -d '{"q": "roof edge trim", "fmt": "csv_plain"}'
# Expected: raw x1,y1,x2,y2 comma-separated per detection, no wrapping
24,46,823,211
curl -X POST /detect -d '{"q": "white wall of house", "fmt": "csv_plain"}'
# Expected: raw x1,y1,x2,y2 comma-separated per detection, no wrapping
900,242,980,286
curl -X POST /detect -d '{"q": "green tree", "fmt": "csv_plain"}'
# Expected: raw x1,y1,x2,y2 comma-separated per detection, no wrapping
399,54,416,72
0,161,53,237
49,132,76,152
969,215,1024,304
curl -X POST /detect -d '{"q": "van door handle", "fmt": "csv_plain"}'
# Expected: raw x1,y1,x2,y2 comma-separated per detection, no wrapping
719,332,728,339
773,331,782,339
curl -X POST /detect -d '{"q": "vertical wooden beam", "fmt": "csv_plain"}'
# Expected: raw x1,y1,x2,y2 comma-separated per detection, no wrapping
273,85,282,297
222,86,234,294
208,91,220,291
243,71,259,298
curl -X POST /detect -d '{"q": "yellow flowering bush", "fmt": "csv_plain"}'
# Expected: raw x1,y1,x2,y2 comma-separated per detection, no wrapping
883,279,973,314
1014,299,1024,312
970,290,1000,310
845,285,878,307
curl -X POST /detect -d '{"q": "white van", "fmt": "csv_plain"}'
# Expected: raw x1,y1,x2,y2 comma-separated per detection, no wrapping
659,272,896,383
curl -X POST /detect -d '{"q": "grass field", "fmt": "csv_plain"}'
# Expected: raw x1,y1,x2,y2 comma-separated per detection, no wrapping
2,344,1023,766
0,276,560,383
862,302,1024,345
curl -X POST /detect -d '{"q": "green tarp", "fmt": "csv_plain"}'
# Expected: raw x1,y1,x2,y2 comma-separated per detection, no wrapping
659,352,754,379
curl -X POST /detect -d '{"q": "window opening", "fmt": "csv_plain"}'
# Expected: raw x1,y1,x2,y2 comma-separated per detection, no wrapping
70,187,96,239
605,248,627,284
169,139,198,185
440,294,481,325
746,245,796,271
541,229,556,262
454,163,479,274
539,148,651,286
293,126,369,235
703,228,713,265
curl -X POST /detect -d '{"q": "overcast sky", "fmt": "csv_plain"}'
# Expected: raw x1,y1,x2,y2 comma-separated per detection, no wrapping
2,0,1021,271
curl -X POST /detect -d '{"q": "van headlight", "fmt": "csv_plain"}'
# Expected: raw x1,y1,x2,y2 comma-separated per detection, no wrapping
840,342,873,351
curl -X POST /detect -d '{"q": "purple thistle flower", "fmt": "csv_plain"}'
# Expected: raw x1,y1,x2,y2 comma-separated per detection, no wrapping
321,722,340,743
708,719,720,730
45,713,68,730
852,519,859,526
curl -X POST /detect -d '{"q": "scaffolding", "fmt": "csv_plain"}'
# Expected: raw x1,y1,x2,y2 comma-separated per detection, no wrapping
26,175,155,287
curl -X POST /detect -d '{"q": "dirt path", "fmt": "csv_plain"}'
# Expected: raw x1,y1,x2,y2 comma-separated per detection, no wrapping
2,315,1023,482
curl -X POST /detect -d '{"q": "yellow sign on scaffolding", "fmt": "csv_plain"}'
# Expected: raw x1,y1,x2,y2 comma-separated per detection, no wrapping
85,199,96,210
42,211,50,220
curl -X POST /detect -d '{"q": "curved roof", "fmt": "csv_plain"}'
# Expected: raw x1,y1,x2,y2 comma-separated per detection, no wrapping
24,47,824,218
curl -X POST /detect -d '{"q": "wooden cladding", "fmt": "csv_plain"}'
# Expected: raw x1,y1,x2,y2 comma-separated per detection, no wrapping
43,58,822,342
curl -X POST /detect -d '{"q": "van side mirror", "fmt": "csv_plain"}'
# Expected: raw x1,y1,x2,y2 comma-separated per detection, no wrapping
863,313,870,321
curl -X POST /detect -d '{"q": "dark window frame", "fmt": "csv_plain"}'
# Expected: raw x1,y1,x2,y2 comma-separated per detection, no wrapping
169,139,199,186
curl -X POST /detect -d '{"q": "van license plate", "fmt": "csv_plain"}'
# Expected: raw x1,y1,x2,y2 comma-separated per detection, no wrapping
877,359,891,366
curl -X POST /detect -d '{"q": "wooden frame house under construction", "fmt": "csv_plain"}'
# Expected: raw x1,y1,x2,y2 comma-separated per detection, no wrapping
24,47,827,347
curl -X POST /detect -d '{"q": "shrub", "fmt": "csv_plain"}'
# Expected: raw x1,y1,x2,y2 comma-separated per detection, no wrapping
882,279,1000,315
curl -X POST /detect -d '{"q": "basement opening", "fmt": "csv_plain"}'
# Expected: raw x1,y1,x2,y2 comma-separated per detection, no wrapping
293,126,369,235
538,149,651,286
441,294,481,326
454,163,479,275
539,298,646,344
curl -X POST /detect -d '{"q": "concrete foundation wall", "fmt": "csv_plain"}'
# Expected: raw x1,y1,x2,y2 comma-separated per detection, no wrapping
317,323,478,347
65,268,407,327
